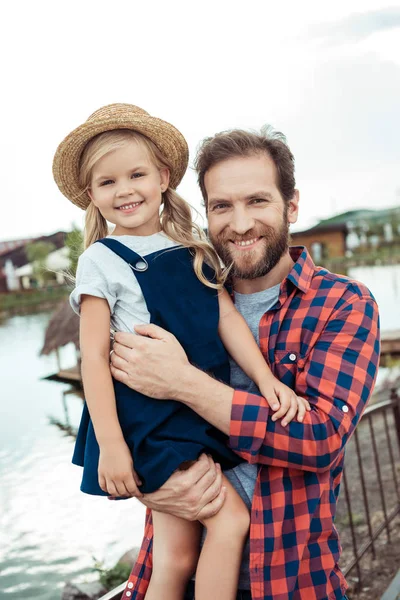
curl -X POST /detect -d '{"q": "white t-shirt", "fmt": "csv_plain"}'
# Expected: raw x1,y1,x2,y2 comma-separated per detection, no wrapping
70,232,179,332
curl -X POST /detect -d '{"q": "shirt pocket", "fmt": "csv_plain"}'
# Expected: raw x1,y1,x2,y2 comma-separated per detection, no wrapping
273,349,300,387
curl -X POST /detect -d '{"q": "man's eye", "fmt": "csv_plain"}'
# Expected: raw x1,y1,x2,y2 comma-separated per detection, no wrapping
250,198,266,205
211,203,229,211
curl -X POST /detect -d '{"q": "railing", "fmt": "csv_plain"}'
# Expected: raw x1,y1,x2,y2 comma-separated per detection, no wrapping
98,581,126,600
98,391,400,600
337,390,400,592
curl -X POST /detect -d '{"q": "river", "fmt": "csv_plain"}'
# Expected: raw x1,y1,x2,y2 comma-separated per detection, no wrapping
0,264,399,599
0,312,145,600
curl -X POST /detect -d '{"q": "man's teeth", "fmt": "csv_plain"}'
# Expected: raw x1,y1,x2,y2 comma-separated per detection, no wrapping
234,238,259,246
118,202,141,210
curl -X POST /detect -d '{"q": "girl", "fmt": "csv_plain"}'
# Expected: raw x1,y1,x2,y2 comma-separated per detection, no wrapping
53,104,309,600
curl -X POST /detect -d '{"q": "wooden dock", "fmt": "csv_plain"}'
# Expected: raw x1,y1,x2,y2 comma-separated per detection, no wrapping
43,364,82,386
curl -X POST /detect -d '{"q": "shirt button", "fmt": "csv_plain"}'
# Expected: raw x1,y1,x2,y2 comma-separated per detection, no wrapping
128,582,134,589
126,592,132,597
289,353,297,361
135,260,147,271
342,405,349,413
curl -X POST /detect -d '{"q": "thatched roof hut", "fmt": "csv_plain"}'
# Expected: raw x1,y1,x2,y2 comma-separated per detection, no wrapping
40,300,79,359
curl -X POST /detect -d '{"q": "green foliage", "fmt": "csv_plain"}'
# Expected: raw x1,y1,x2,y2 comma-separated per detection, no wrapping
26,241,56,284
65,226,84,276
93,558,131,591
0,286,69,311
336,511,364,527
26,241,56,263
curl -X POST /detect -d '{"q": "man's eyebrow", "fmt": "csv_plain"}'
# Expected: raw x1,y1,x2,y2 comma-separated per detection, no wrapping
245,191,274,201
208,197,232,207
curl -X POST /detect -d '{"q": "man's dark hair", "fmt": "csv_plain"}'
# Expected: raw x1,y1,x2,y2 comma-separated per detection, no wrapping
194,126,296,207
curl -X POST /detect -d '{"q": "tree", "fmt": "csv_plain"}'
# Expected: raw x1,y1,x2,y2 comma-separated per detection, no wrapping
25,241,56,286
65,226,84,276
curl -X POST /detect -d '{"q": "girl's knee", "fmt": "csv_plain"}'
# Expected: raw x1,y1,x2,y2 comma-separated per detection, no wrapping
153,543,199,580
205,494,250,540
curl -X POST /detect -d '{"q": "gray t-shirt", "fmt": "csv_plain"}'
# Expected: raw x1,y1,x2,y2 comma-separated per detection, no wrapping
69,232,179,328
223,283,280,590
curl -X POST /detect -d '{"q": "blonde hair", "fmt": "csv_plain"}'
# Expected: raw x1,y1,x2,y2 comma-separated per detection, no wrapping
78,129,226,289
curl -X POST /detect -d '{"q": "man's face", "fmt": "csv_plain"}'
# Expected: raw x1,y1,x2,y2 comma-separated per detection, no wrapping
205,153,299,280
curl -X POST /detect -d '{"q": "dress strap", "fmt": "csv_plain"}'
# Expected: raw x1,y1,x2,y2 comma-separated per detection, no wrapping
97,238,148,272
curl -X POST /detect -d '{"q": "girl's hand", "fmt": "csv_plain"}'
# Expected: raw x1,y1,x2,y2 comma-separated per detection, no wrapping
259,376,311,427
98,440,143,498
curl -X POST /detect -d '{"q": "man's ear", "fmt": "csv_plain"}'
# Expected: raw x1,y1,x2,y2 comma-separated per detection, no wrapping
288,189,299,225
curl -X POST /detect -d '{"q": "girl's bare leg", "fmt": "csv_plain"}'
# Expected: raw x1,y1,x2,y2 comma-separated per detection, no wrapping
195,475,250,600
145,511,201,600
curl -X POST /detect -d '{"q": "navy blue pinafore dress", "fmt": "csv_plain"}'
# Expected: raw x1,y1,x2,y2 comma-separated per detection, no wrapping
72,238,242,494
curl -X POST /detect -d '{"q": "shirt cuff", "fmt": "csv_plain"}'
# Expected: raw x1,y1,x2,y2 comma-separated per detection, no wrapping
229,390,270,455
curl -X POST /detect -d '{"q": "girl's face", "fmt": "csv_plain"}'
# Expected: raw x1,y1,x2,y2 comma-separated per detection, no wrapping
88,140,170,236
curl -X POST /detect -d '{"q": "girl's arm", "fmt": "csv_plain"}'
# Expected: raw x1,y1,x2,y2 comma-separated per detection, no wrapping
80,295,142,496
218,289,310,425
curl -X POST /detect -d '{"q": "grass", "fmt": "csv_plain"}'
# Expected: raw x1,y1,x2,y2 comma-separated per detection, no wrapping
0,286,70,311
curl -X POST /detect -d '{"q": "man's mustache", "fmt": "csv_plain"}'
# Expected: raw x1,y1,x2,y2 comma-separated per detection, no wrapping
216,227,275,244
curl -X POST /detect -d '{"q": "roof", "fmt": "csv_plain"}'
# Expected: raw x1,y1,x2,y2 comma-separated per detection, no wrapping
0,231,68,270
40,300,79,356
292,206,400,237
0,238,34,257
291,221,348,237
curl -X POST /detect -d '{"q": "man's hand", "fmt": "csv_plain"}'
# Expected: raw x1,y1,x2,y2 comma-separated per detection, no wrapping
110,324,190,399
140,454,227,520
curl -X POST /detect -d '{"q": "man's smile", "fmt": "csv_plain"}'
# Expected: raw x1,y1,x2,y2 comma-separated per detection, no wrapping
230,237,263,250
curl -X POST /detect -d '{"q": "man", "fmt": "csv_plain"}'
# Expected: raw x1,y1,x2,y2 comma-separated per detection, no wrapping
111,127,380,600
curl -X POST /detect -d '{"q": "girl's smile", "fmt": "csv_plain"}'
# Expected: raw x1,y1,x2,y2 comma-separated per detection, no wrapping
115,200,144,214
88,140,169,237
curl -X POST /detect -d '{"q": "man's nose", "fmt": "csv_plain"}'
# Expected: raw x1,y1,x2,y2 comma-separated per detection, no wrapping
229,207,255,235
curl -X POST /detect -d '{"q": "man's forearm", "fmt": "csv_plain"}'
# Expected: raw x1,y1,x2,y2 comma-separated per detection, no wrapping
174,365,234,435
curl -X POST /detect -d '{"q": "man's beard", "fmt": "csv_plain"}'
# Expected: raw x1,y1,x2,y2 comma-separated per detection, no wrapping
210,215,290,281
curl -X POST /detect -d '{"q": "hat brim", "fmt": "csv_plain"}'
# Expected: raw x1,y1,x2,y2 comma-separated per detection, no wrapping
53,113,189,210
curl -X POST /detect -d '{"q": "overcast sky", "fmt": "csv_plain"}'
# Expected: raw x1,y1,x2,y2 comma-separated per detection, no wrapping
1,0,399,241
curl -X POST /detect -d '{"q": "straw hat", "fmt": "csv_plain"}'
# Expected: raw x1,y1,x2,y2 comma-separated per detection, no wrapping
52,103,189,210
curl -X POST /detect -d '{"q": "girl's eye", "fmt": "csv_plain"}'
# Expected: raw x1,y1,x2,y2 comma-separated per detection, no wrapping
99,179,113,186
131,172,144,179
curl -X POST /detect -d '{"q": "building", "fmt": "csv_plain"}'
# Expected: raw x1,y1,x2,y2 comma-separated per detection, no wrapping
0,231,68,292
291,207,400,263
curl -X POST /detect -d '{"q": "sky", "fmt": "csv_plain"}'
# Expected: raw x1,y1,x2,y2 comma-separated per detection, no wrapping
1,0,400,241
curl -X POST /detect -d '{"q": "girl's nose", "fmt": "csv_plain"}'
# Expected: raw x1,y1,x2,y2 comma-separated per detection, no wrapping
116,184,135,198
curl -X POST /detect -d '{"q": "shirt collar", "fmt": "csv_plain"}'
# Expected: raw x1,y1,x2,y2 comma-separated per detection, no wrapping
286,246,316,294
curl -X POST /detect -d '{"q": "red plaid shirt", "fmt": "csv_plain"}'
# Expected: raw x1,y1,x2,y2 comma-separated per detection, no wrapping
122,247,380,600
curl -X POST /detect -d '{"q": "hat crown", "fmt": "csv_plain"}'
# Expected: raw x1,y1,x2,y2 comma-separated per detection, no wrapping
87,103,149,123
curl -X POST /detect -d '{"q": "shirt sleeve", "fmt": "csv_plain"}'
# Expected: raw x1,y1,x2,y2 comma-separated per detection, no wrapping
69,253,117,315
228,292,380,472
